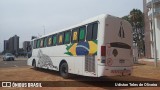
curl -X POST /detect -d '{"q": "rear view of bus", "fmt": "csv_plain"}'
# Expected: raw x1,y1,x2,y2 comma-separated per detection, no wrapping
100,15,133,76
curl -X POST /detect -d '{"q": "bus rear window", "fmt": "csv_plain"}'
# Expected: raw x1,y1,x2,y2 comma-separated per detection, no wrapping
110,42,131,49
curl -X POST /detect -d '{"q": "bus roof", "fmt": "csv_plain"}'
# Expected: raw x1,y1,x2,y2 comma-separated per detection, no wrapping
33,14,115,40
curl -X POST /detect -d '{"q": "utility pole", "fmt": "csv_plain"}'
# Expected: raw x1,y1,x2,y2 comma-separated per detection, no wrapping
151,0,158,67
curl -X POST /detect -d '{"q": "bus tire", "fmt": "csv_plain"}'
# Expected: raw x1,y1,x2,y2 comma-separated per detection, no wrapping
59,62,70,79
32,60,38,70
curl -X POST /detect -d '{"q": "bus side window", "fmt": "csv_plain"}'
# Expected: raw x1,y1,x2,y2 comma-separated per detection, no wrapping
86,22,98,41
64,30,71,44
31,41,33,49
36,39,40,48
34,40,37,49
47,36,52,47
92,23,98,40
40,38,44,48
86,24,93,41
52,34,57,46
79,26,86,42
44,37,47,47
71,28,79,43
57,32,64,45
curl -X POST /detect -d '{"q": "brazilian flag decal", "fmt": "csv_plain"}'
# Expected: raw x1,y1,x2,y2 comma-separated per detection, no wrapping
65,40,97,56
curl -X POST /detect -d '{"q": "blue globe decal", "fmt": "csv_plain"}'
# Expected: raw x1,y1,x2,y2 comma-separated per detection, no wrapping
76,42,89,55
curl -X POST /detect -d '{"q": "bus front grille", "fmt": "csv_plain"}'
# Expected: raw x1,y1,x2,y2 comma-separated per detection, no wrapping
85,55,95,73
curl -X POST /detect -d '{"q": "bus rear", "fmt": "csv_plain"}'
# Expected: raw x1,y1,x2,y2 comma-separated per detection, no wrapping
101,15,133,76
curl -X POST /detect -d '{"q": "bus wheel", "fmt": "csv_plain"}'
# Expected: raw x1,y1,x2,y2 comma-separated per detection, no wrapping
60,62,70,79
33,60,38,70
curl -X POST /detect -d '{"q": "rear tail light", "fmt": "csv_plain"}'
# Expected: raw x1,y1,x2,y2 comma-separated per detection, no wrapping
101,46,106,56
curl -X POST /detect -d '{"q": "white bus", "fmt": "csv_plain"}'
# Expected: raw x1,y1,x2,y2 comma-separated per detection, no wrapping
27,14,133,78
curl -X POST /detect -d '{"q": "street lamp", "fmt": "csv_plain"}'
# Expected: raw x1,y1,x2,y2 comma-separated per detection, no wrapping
151,0,158,67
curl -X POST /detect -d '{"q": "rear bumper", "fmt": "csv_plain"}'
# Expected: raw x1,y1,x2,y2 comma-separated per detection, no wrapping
104,66,133,76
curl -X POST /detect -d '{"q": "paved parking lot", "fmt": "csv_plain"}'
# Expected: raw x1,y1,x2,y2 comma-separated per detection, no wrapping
0,57,27,68
0,60,27,68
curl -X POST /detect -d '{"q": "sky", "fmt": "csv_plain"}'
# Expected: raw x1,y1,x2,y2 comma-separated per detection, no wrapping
0,0,143,52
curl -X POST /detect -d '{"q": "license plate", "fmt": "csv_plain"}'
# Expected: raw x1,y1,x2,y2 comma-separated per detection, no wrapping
119,59,125,63
111,70,130,73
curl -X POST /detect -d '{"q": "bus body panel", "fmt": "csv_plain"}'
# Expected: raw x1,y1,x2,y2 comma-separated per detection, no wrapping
27,14,133,77
27,45,98,77
101,15,133,76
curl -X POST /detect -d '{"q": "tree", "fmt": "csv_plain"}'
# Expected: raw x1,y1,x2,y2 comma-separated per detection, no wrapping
122,9,145,58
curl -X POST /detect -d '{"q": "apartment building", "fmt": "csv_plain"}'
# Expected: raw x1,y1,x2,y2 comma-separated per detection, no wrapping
144,0,160,58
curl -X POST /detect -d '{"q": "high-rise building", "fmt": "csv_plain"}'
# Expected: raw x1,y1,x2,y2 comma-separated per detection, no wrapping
4,40,9,51
3,35,19,54
144,0,160,58
8,36,14,53
13,35,19,53
23,41,30,52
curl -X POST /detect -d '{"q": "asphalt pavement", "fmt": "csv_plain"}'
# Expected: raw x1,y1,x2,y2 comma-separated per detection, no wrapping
0,56,28,68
